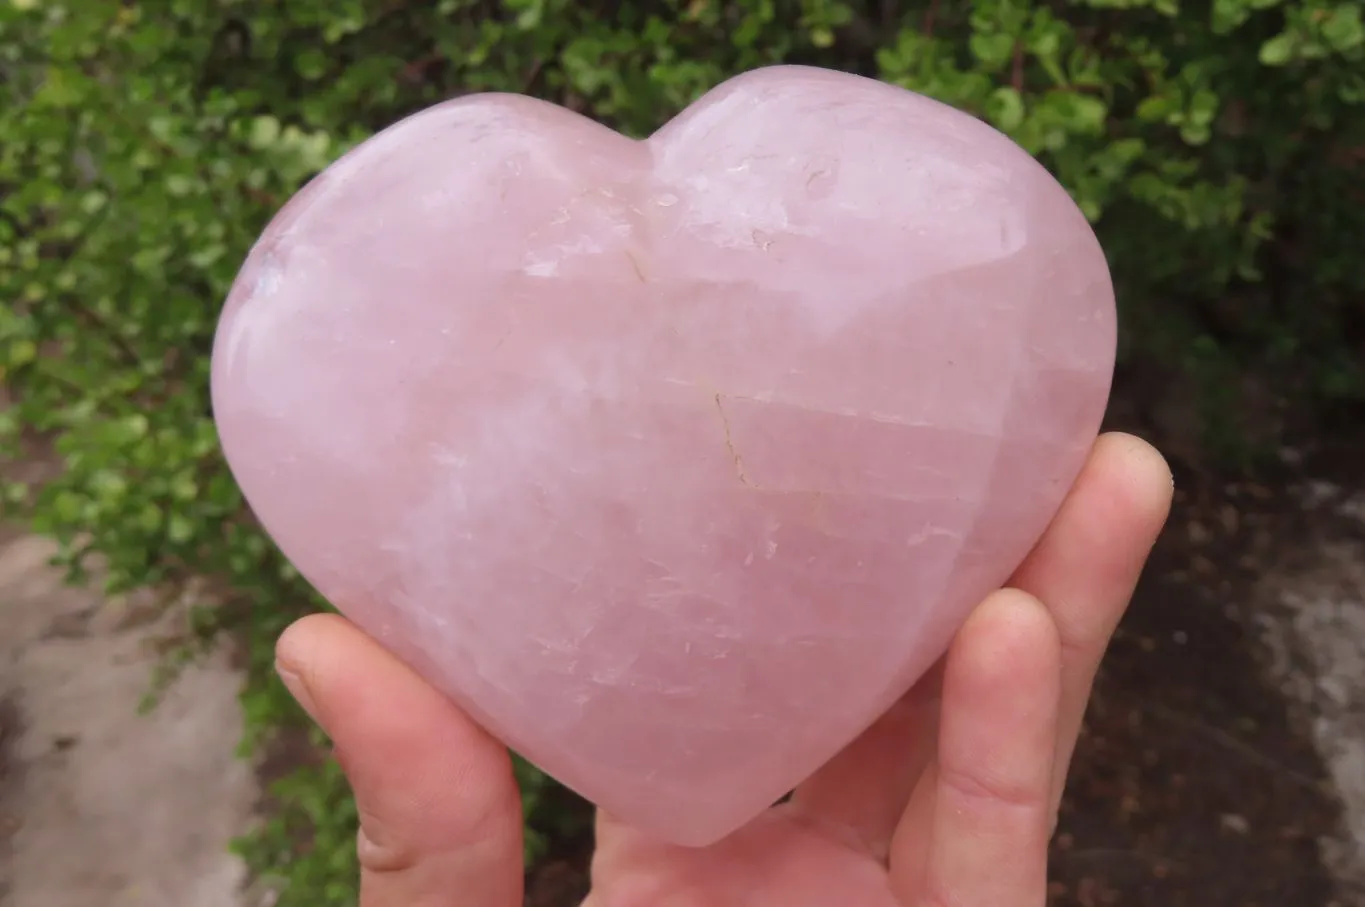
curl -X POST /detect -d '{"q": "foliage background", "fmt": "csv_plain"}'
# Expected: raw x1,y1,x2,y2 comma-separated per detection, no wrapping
1,0,1361,904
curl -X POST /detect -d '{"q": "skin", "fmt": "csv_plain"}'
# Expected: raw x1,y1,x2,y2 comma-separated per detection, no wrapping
275,431,1173,907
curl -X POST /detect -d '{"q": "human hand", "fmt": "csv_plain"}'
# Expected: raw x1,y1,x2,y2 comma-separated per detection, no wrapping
274,432,1172,907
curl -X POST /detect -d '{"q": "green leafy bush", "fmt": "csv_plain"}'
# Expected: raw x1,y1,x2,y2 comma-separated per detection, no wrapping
1,0,1360,903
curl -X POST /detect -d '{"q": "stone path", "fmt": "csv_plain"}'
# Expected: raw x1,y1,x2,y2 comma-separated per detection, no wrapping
1254,480,1365,898
0,529,255,907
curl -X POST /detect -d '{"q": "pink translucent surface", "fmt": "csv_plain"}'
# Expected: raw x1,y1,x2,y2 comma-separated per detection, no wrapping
211,66,1115,846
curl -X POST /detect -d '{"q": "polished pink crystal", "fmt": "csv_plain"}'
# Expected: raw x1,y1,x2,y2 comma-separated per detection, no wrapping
211,66,1115,846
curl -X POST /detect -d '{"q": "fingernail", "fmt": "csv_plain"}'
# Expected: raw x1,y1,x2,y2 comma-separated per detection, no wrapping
275,659,321,724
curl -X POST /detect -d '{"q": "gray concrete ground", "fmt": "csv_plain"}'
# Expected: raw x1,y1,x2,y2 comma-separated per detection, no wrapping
0,530,255,907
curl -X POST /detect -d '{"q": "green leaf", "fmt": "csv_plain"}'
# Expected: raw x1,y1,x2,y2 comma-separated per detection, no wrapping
1259,32,1296,65
248,115,282,148
987,86,1026,131
294,49,328,80
969,32,1016,68
1322,6,1364,52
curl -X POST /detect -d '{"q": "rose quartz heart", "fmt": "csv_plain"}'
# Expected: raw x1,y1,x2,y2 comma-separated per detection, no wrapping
211,65,1115,846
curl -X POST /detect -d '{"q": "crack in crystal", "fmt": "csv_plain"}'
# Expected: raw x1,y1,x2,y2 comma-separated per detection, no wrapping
713,393,753,487
624,249,648,282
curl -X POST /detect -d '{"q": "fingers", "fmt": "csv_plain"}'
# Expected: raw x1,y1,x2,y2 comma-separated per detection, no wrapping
275,613,524,907
889,590,1061,907
1007,432,1173,815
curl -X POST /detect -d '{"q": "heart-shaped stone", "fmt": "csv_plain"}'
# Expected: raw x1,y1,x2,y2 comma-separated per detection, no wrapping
212,65,1115,846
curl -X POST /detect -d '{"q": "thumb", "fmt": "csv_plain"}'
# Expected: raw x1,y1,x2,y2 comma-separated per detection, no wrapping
275,613,524,907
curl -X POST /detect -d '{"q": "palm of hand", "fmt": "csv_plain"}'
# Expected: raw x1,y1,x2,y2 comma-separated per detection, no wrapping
273,434,1172,907
590,806,902,907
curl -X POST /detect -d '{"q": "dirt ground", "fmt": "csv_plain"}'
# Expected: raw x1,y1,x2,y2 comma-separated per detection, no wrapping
2,407,1364,907
1044,456,1364,907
